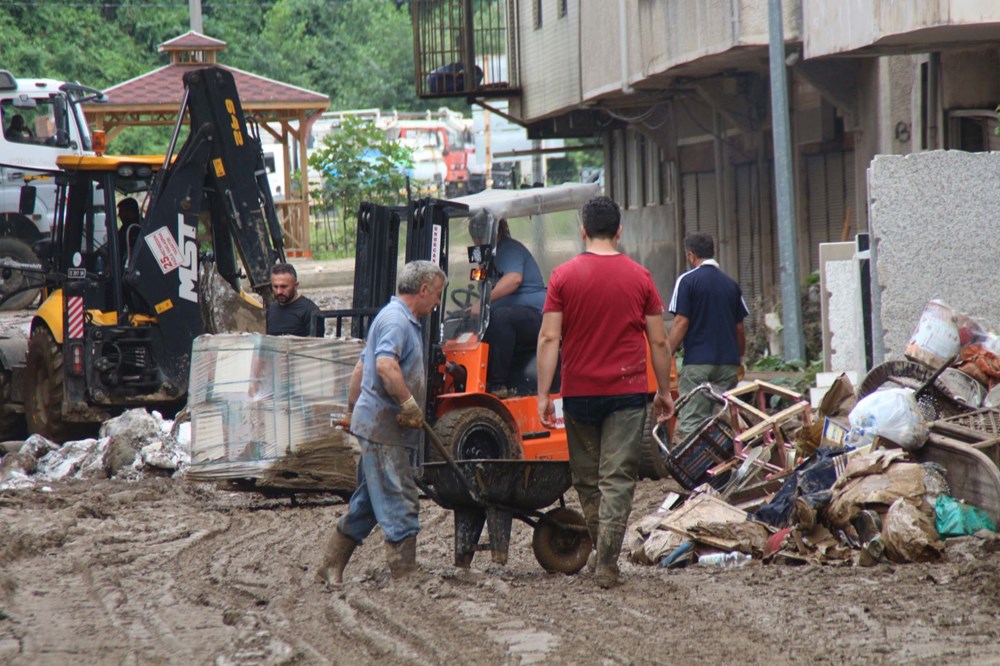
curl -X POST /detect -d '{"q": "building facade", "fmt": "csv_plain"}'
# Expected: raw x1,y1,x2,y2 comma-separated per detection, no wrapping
413,0,1000,345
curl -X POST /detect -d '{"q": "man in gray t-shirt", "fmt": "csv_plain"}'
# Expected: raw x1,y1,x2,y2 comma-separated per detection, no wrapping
482,219,546,397
315,260,446,590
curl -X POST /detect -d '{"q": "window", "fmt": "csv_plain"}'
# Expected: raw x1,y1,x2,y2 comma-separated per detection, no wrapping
1,99,71,148
558,0,567,18
947,110,1000,152
534,0,543,30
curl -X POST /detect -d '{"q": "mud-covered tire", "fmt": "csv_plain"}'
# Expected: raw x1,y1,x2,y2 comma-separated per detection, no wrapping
25,326,73,441
431,407,519,461
0,366,26,439
0,238,41,311
638,400,670,480
532,507,591,574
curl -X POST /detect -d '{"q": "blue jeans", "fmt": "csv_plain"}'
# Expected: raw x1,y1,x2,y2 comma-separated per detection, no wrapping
338,437,420,544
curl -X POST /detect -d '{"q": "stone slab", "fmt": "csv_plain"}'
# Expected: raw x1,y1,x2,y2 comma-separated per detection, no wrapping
867,151,1000,362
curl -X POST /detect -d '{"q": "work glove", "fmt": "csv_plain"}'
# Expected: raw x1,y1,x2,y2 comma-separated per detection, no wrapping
396,395,424,429
333,410,352,431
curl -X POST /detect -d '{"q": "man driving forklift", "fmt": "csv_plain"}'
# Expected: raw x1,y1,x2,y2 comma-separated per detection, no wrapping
481,218,546,398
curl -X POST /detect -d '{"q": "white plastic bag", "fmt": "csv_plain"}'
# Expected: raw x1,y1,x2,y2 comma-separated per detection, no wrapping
846,388,929,451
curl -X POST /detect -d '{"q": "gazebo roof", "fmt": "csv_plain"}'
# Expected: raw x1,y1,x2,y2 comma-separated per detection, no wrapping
100,63,329,110
85,30,328,120
159,30,227,52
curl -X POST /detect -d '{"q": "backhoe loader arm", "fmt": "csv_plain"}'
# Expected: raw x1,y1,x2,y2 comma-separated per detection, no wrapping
125,66,284,387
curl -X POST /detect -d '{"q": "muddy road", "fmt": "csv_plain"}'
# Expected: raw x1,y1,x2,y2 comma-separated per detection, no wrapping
2,475,1000,665
3,287,1000,664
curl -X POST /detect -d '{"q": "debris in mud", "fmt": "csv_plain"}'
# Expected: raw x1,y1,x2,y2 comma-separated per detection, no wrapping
641,345,1000,570
0,409,188,491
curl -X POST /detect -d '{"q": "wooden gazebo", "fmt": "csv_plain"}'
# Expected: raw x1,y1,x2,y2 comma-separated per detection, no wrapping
83,31,329,255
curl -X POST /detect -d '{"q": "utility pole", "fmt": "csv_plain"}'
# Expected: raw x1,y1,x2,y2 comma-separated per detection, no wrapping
767,0,805,362
189,0,204,33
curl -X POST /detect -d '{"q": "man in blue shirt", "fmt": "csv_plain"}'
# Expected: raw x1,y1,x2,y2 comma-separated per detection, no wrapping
482,219,547,397
316,260,446,589
667,233,749,442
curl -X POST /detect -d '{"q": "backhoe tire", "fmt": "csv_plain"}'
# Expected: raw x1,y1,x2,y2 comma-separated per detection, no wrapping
431,407,520,461
0,238,41,311
25,326,75,442
638,400,670,480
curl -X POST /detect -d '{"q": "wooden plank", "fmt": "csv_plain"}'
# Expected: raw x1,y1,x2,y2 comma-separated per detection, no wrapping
735,401,809,443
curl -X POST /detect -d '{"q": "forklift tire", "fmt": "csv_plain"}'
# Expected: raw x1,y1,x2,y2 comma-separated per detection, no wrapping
0,238,41,311
531,507,591,574
638,400,669,480
431,407,519,461
24,326,75,442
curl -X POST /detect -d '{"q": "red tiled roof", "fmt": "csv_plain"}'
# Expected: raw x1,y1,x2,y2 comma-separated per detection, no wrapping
102,64,328,108
159,31,227,51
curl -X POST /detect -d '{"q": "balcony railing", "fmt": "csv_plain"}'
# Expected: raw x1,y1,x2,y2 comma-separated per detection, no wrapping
412,0,520,98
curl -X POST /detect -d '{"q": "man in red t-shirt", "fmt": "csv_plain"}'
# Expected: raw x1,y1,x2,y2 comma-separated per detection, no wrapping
537,196,674,588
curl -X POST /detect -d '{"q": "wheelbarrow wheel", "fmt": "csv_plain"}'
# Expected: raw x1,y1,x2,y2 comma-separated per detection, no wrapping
431,406,520,461
532,507,591,574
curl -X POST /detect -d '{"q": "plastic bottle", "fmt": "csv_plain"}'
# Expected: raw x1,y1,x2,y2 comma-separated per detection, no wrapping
696,552,752,568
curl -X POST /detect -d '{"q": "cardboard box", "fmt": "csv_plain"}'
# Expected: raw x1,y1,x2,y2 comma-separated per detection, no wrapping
821,417,850,449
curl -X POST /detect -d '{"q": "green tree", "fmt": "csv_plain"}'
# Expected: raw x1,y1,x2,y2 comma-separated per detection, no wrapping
308,114,413,255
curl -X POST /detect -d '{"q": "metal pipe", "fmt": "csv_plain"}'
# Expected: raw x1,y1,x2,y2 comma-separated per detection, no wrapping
188,0,203,33
767,0,805,362
618,0,634,94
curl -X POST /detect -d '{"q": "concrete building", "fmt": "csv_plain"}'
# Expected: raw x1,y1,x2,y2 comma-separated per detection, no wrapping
411,0,1000,340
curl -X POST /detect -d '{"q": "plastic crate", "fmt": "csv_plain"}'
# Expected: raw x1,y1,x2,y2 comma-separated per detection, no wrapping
654,396,736,491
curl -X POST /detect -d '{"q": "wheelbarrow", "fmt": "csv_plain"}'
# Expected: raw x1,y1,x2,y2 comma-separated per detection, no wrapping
418,423,592,574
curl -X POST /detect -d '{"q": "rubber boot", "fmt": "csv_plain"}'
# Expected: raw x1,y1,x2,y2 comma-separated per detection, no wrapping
385,535,417,579
315,529,358,590
594,525,626,589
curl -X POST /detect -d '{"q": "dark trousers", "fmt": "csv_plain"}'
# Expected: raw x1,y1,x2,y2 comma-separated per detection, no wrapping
483,305,542,389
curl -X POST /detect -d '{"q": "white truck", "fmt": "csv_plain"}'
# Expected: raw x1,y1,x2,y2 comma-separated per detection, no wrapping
0,69,105,309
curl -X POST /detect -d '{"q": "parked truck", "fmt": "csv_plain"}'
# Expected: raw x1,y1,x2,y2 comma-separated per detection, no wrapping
0,69,106,309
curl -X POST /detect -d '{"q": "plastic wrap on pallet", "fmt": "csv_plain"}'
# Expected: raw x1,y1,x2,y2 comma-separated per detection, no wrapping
187,334,363,487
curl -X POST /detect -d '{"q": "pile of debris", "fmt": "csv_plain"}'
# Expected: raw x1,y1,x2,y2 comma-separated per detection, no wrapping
0,409,189,491
635,302,1000,569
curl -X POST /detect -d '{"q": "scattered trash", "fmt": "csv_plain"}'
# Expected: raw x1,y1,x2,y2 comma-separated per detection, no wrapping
846,388,928,451
883,497,944,563
906,299,962,368
696,551,752,568
935,495,998,537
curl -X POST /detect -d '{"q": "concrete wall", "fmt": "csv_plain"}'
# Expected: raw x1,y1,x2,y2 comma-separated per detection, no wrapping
804,0,1000,57
577,0,799,105
517,0,583,120
867,151,1000,361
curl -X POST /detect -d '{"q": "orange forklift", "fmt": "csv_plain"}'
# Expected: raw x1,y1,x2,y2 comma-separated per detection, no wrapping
324,183,677,478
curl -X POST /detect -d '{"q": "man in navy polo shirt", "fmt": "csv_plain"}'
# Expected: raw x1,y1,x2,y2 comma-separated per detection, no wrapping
667,232,749,443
